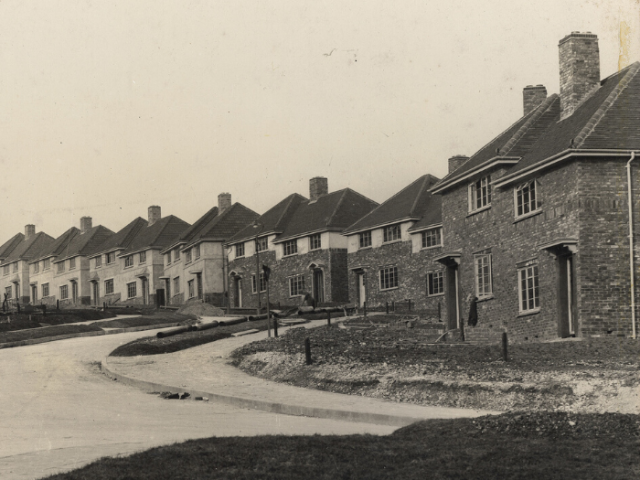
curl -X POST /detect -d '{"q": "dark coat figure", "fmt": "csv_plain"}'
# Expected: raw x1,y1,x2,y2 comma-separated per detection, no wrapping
303,292,316,309
468,296,478,327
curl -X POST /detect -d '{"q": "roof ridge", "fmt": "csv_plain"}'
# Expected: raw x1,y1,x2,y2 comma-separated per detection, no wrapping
574,63,640,148
501,94,559,155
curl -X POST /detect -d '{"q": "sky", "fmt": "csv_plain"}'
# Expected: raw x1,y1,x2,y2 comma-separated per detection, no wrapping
0,0,638,240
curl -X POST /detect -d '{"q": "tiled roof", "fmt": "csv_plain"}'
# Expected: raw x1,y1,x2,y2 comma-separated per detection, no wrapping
0,233,24,261
0,232,55,265
122,215,190,255
33,227,80,261
90,217,148,256
343,174,440,234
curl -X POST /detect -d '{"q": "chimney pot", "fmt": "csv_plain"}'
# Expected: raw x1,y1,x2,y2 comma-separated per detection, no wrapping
25,224,35,239
309,177,328,201
148,206,161,226
218,193,232,213
448,155,469,174
523,85,547,115
80,216,93,233
559,32,600,119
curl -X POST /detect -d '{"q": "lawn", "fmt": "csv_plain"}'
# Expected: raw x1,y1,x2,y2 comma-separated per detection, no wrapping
91,311,196,329
0,308,115,333
42,412,640,479
0,323,103,343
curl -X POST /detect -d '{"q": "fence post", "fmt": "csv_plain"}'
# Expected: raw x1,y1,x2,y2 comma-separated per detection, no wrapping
502,332,509,361
304,338,312,365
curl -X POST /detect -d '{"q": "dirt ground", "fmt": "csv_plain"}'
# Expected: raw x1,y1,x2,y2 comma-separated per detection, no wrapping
231,322,640,414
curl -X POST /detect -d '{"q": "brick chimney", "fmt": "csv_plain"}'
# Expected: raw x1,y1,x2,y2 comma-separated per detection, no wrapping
218,193,232,213
80,216,92,233
309,177,328,202
523,85,547,115
559,32,600,119
148,206,161,226
448,155,469,174
24,224,35,239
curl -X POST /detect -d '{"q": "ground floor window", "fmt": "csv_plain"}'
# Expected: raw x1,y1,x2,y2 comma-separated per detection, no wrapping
127,282,137,299
252,273,266,293
173,277,180,294
188,280,195,299
427,271,444,296
519,264,539,312
105,279,114,295
289,274,305,297
5,286,11,298
60,285,69,300
42,283,49,297
379,266,398,290
474,253,492,298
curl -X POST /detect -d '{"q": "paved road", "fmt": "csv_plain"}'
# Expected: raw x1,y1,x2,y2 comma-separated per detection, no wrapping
0,331,394,480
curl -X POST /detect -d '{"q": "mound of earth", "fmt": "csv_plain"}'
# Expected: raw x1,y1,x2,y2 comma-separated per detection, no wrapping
177,302,224,317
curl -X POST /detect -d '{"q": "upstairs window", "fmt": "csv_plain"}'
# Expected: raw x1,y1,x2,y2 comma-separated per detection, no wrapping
309,234,322,251
185,249,192,264
194,244,201,259
174,249,180,262
166,253,171,266
256,237,269,252
2,265,8,276
33,262,39,274
95,256,102,268
69,258,76,270
106,252,115,265
383,225,401,243
283,240,297,256
139,251,146,264
469,175,492,212
359,231,372,249
515,180,540,218
12,262,18,273
474,253,493,298
57,262,65,274
44,258,51,270
421,227,442,249
124,256,133,268
235,243,245,258
380,266,399,290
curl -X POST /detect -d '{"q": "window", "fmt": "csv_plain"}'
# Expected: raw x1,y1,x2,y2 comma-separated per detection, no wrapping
309,234,322,250
519,264,540,312
289,274,305,296
383,225,401,243
127,282,137,299
124,255,133,268
69,258,76,270
235,243,245,257
359,231,372,249
256,237,268,252
105,279,114,295
194,244,200,259
469,175,492,212
166,253,171,266
57,262,65,274
33,262,39,274
185,249,192,264
283,240,297,256
95,256,102,268
427,271,444,296
174,249,180,262
139,251,146,264
12,262,18,273
474,254,493,298
380,266,398,290
188,280,195,298
44,258,51,270
252,273,266,293
42,283,49,297
515,180,540,217
5,286,11,298
173,277,180,294
60,285,69,300
2,265,8,276
421,228,442,249
106,252,115,265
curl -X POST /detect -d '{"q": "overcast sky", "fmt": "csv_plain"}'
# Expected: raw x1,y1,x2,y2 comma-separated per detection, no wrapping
0,0,638,240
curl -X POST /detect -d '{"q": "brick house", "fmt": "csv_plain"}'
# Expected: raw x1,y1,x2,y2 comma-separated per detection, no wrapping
29,217,114,306
0,225,54,305
342,174,445,316
161,193,258,307
225,178,378,309
88,206,189,306
430,32,640,342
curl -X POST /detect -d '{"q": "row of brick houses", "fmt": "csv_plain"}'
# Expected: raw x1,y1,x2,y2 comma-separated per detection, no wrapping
0,32,637,343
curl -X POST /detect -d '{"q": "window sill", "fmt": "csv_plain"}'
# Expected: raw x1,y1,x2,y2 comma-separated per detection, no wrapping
421,244,442,251
517,309,541,318
427,293,445,297
513,210,542,224
476,295,494,303
380,286,399,291
382,240,402,246
467,205,491,217
358,246,372,251
283,254,298,258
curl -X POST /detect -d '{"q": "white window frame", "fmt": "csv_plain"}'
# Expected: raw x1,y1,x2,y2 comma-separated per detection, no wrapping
44,258,51,270
139,251,146,264
185,249,192,264
469,175,492,213
188,279,195,299
383,225,401,243
283,240,298,257
57,262,65,274
379,266,399,290
309,234,322,251
427,271,444,296
95,256,102,268
421,227,442,249
124,255,133,268
194,244,201,259
515,179,541,218
288,274,305,297
106,252,115,265
127,282,137,299
42,283,49,297
104,279,114,295
60,284,69,300
474,253,493,298
166,253,171,266
235,243,245,258
359,231,372,249
518,264,540,313
69,258,76,270
174,249,180,262
252,273,267,293
256,237,268,253
33,262,39,274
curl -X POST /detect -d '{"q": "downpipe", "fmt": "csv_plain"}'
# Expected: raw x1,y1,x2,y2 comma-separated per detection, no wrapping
627,152,637,339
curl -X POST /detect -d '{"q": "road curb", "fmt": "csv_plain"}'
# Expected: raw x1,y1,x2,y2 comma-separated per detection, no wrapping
100,354,489,428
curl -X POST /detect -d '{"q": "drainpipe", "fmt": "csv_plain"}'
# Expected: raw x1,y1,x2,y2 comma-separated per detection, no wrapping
627,152,637,339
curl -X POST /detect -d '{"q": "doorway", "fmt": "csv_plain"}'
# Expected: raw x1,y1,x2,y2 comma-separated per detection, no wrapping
357,273,366,308
31,285,37,303
141,277,148,305
313,269,324,304
196,273,203,300
92,282,100,305
71,282,78,304
445,265,460,330
234,277,242,308
557,253,577,337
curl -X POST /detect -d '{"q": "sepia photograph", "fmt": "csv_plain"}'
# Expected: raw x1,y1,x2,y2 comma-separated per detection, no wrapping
0,1,638,478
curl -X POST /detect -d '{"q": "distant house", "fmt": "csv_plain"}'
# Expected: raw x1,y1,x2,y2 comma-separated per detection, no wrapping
29,217,114,306
225,178,378,309
342,174,443,314
88,206,189,306
0,225,54,305
161,193,258,306
429,32,640,341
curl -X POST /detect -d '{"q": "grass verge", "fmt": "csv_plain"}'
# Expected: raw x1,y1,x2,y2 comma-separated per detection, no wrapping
0,323,103,343
42,412,639,480
0,309,116,333
91,312,196,329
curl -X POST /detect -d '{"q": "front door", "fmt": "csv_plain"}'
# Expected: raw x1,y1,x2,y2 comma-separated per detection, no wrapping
357,273,366,308
156,289,165,307
446,265,460,330
234,278,242,308
313,269,324,304
141,278,148,305
196,273,203,300
71,282,78,304
93,282,100,305
558,253,577,337
165,280,171,305
31,285,37,303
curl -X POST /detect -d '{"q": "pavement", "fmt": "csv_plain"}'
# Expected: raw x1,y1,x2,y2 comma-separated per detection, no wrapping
104,319,498,427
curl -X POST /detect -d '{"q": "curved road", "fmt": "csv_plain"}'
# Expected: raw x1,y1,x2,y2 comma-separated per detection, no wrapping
0,331,394,480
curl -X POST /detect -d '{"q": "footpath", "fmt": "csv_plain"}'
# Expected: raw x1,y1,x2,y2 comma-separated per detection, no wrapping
103,319,498,427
